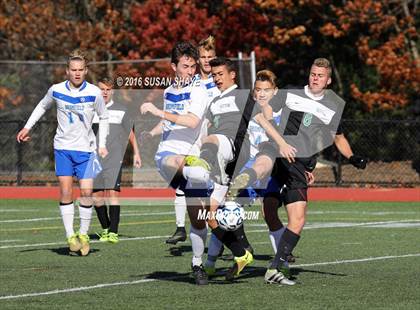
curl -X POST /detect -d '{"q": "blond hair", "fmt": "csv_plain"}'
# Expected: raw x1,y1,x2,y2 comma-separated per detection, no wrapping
198,35,216,51
255,70,277,87
312,58,332,77
67,49,88,67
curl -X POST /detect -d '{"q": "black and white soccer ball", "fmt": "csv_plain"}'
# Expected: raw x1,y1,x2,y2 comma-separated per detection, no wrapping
216,201,245,231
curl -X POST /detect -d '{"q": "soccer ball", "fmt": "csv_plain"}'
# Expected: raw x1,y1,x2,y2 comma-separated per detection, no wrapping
216,201,245,231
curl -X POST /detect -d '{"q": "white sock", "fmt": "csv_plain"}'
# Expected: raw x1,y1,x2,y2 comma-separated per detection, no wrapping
269,227,286,253
59,203,75,238
190,225,207,266
182,166,209,183
174,189,186,227
78,205,93,235
205,233,223,267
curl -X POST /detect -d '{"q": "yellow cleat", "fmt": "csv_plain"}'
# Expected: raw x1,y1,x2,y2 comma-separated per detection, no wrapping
78,233,90,256
67,233,81,253
225,249,253,281
184,155,210,171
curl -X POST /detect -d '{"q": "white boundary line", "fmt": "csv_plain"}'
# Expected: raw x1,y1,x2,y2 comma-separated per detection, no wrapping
1,253,419,300
2,219,420,250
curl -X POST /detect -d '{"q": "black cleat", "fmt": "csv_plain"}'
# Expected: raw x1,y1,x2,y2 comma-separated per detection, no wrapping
165,227,187,245
287,252,296,263
192,265,208,285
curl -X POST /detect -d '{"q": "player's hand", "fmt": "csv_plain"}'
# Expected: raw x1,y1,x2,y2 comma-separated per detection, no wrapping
140,102,161,117
349,155,368,169
98,147,108,158
305,171,315,185
279,142,297,163
133,153,142,168
16,128,31,143
140,131,153,144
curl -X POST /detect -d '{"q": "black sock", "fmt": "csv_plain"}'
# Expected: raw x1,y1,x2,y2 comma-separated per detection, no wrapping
270,228,300,269
109,205,120,233
94,205,110,229
233,225,250,249
212,227,245,257
200,142,219,169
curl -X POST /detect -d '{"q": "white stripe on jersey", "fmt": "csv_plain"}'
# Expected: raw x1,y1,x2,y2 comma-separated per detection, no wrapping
285,92,335,125
210,95,240,115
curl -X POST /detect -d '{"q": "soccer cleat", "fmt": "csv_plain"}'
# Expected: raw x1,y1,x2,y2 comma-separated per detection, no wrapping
227,173,250,200
165,227,187,245
225,249,253,281
192,265,208,285
78,233,90,256
287,252,296,263
107,232,119,244
97,228,109,242
264,269,296,285
184,155,210,171
67,233,81,252
203,264,216,277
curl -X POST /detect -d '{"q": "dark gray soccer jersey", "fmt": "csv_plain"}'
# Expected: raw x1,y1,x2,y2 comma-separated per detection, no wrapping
269,86,345,165
93,100,133,169
207,85,256,146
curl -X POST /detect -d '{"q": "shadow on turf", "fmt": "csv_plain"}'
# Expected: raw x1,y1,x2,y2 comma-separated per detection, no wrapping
18,247,100,256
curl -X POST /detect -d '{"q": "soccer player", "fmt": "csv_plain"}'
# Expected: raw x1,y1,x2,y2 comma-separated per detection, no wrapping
92,78,141,244
183,57,295,281
229,58,367,285
140,41,210,285
16,49,109,256
164,35,221,245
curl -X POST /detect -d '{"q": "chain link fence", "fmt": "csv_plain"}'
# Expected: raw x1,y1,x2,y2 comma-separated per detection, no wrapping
1,119,419,187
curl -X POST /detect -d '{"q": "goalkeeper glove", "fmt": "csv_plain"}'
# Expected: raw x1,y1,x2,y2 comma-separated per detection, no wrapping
349,155,368,169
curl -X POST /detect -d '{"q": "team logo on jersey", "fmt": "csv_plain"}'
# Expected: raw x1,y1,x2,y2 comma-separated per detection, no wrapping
80,97,86,102
303,113,313,127
213,115,220,129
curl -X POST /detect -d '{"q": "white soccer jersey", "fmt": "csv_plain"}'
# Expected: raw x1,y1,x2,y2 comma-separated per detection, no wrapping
248,110,282,158
24,80,109,152
157,78,209,155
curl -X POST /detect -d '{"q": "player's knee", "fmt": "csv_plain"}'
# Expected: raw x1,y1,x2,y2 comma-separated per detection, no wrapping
80,188,93,198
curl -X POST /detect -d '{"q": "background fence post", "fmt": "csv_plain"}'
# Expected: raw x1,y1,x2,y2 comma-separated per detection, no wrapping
16,121,23,186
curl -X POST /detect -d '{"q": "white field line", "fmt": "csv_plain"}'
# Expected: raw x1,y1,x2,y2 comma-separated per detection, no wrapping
0,212,175,223
1,252,419,301
1,219,420,250
2,209,419,224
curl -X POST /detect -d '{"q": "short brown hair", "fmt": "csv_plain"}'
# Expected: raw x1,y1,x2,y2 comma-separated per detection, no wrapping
312,58,332,77
67,49,88,67
198,35,216,51
98,77,113,88
255,70,277,87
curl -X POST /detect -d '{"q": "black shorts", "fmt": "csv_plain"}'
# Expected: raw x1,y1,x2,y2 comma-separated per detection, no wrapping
257,141,309,204
93,166,123,192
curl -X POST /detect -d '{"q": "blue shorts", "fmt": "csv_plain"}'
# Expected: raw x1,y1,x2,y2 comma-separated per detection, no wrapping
54,149,102,179
154,151,177,184
239,158,284,203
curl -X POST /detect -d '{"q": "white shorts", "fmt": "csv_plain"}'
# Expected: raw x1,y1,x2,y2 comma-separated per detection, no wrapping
214,134,234,163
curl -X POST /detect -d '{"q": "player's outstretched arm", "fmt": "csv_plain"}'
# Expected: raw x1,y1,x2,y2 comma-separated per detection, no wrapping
254,113,297,163
17,87,55,143
140,102,200,128
334,134,367,169
129,129,142,168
